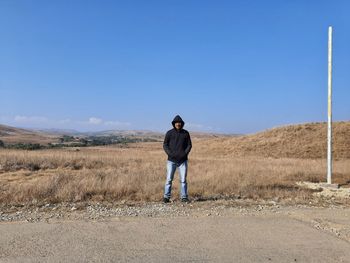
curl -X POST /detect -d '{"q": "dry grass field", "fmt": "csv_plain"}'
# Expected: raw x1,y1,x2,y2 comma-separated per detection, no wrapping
0,121,349,206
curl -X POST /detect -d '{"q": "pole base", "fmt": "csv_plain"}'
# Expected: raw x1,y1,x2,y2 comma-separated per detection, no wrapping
319,183,339,189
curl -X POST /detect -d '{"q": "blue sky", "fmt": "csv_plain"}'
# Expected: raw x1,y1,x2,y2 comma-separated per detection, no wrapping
0,1,349,134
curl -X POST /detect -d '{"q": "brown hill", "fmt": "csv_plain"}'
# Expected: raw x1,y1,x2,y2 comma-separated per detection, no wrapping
0,124,60,145
198,121,350,159
1,122,349,159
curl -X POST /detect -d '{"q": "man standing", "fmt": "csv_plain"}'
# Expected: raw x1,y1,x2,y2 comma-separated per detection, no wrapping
163,115,192,203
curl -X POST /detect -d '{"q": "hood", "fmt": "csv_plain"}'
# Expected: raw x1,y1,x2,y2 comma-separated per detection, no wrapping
171,115,185,129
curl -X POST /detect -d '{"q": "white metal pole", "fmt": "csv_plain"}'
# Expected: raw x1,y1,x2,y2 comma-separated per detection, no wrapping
327,26,333,184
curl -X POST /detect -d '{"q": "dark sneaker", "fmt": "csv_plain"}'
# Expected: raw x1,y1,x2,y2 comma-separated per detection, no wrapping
163,197,170,203
181,197,190,203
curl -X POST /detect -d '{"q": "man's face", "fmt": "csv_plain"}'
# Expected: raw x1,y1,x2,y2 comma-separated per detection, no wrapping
174,122,182,130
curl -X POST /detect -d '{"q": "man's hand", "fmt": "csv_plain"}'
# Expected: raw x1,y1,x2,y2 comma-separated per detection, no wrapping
168,151,175,159
177,151,187,160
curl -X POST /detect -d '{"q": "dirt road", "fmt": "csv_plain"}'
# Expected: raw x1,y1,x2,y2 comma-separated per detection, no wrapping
1,205,350,262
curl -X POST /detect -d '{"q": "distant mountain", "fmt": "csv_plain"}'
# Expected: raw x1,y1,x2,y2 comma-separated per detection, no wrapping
81,129,164,137
0,124,236,145
36,128,82,135
84,129,237,138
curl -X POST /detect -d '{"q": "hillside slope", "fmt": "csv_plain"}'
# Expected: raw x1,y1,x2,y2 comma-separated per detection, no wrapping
0,124,60,145
198,121,350,159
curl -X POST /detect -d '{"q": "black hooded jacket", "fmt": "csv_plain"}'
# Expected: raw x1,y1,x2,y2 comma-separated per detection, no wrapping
163,115,192,164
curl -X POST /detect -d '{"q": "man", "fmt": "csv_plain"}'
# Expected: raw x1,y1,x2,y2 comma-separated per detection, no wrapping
163,115,192,203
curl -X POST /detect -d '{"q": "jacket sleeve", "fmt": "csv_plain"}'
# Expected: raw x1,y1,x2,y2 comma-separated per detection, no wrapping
163,132,172,156
184,132,192,155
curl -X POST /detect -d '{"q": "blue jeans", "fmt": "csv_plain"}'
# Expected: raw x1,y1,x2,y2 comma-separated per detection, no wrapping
164,160,188,199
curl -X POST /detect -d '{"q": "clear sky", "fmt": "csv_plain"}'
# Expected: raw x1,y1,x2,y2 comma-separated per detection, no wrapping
0,1,349,134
